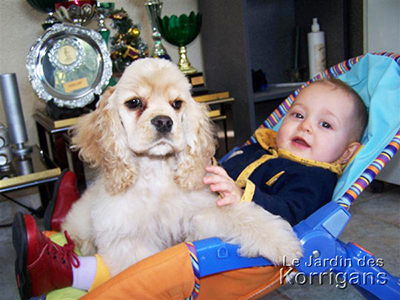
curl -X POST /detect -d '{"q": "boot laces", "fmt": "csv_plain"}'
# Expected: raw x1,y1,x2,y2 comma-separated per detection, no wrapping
47,231,80,268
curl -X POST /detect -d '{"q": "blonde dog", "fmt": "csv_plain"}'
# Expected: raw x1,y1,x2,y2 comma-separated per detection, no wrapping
62,58,302,276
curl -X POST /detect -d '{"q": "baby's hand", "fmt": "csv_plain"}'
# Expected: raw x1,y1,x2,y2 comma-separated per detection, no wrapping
203,165,243,206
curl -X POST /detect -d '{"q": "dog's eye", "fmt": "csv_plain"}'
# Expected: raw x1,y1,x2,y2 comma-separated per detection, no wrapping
171,100,183,110
125,98,143,110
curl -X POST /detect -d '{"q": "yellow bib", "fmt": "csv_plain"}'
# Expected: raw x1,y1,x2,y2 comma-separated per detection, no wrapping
236,128,344,188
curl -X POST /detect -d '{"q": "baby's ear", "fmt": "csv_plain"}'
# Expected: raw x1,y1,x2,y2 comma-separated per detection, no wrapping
338,141,361,164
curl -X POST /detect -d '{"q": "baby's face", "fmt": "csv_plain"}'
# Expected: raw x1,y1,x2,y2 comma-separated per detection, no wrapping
276,82,357,163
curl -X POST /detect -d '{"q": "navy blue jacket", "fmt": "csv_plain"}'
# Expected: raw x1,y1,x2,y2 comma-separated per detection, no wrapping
221,143,338,226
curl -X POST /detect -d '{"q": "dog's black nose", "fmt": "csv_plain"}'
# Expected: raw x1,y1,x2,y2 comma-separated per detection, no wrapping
151,115,173,133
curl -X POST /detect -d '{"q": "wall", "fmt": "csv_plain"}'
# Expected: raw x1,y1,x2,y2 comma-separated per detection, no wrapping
366,0,400,186
0,0,202,148
366,0,400,52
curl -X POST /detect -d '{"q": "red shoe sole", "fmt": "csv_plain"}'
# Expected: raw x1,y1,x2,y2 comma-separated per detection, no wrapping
12,212,32,300
44,168,69,231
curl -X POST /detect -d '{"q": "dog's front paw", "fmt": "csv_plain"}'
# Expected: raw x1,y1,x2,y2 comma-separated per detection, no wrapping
238,218,303,265
267,232,303,265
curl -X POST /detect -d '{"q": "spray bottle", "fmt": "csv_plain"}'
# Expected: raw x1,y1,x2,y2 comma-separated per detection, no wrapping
307,18,326,79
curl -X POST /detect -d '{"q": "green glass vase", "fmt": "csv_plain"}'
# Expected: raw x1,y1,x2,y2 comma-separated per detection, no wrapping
157,11,202,74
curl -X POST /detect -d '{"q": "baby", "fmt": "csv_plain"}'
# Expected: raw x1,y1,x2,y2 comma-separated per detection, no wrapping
205,78,368,225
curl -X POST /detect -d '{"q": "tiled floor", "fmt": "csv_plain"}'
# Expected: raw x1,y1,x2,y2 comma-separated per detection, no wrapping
1,183,399,300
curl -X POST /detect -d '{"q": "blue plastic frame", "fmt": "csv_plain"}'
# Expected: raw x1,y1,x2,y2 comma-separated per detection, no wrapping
193,201,400,299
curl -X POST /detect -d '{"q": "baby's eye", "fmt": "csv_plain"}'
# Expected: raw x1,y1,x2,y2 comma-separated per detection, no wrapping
125,98,143,110
293,112,304,119
171,100,183,110
320,121,332,129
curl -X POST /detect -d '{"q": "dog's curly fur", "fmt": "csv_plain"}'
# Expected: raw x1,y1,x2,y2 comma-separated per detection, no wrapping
62,58,302,276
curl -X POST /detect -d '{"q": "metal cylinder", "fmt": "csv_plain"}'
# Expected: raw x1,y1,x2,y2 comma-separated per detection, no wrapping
0,73,29,145
15,157,33,175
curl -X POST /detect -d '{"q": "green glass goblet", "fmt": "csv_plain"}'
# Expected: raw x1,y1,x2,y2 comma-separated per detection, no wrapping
157,11,201,74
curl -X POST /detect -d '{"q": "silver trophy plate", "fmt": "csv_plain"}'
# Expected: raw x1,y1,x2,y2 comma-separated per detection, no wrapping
27,23,112,108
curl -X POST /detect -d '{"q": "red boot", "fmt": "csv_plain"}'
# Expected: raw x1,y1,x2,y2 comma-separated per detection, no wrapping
12,212,80,299
44,169,80,231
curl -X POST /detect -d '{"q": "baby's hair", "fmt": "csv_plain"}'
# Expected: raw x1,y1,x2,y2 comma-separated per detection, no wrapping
313,78,368,141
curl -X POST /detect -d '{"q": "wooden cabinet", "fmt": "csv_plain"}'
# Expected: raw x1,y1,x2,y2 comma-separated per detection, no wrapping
199,0,363,146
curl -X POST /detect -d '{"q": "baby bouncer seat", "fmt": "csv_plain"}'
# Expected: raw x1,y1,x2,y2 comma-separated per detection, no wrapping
40,52,400,300
192,52,400,300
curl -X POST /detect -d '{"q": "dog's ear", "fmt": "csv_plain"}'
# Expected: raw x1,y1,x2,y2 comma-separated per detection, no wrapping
174,100,216,191
71,86,138,195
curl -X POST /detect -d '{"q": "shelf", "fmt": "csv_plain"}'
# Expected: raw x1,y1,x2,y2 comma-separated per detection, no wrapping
253,83,304,103
0,145,61,192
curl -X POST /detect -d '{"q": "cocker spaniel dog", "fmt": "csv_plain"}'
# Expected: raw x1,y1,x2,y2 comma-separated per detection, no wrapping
62,58,302,276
